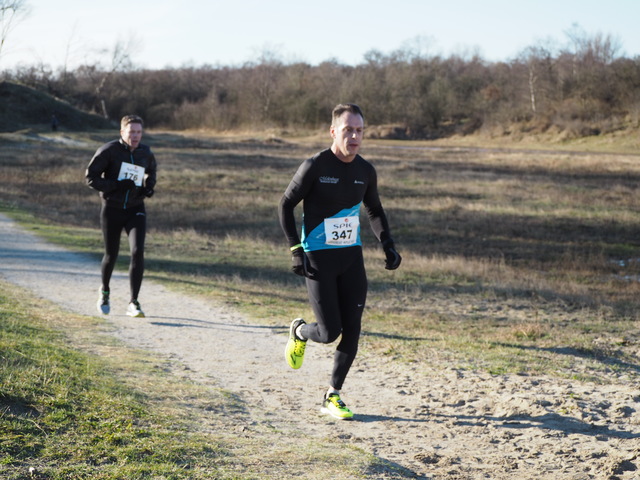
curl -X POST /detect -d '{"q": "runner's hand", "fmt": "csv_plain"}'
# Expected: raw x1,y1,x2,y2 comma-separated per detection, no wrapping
143,187,154,198
291,247,317,279
118,179,136,191
382,240,402,270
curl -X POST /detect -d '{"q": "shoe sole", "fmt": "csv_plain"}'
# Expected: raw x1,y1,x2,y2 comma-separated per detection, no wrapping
285,338,303,369
320,406,353,420
285,318,305,369
127,312,145,318
97,302,110,315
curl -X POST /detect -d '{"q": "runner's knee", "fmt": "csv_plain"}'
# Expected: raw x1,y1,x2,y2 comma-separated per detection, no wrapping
315,324,342,344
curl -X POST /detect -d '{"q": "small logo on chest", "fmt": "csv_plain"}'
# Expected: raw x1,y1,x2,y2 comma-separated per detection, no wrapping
319,176,340,184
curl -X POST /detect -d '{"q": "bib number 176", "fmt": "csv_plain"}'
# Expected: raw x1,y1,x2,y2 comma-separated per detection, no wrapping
118,163,146,187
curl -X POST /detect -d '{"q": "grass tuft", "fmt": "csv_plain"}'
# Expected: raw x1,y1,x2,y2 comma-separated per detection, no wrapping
0,280,389,479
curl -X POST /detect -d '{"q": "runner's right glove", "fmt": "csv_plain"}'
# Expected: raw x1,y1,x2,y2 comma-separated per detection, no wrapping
117,179,136,191
291,247,317,279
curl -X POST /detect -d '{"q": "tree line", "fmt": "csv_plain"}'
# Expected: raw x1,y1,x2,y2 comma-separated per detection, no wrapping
4,30,640,139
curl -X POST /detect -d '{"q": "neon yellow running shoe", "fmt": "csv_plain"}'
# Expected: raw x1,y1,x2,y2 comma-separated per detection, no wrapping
321,393,354,420
285,318,306,369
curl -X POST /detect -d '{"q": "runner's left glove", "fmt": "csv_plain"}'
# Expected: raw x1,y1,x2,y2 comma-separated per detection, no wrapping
382,239,402,270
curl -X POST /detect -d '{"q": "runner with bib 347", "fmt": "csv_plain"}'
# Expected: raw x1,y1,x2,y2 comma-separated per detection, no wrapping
278,103,402,419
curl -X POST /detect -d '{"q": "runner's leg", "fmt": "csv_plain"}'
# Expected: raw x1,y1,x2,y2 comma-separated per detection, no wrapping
301,250,343,344
331,249,367,390
125,206,146,301
301,248,367,390
100,205,123,292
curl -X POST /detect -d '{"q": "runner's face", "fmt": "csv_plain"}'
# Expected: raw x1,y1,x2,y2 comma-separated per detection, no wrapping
121,122,143,150
331,112,364,162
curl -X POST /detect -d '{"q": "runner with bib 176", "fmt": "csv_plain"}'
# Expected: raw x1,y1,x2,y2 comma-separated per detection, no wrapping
85,115,157,319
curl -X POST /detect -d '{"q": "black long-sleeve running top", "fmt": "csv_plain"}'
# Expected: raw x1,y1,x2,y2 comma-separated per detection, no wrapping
86,139,157,209
279,148,393,252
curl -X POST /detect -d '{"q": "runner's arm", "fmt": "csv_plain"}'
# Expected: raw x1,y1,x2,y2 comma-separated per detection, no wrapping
85,148,119,193
363,167,393,244
144,150,157,191
278,158,315,248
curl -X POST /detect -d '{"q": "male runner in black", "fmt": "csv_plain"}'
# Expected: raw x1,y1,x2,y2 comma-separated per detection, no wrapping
279,103,401,419
86,115,157,318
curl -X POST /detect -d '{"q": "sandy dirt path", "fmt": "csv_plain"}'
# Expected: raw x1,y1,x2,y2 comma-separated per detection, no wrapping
1,212,639,479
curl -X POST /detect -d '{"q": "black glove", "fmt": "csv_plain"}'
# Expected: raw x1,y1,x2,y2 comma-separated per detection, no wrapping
117,179,136,192
291,247,317,279
143,187,154,198
382,240,402,270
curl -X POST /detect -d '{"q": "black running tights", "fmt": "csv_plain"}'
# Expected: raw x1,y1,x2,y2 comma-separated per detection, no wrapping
300,246,367,391
100,204,146,301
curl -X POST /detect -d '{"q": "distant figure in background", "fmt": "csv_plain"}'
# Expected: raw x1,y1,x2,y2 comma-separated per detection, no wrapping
85,115,157,318
51,114,59,131
278,103,402,419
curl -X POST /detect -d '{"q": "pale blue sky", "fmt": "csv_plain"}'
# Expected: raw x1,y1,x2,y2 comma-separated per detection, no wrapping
2,0,638,70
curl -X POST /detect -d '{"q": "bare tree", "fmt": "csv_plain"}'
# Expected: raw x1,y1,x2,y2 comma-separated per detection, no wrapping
520,45,555,114
59,22,81,88
0,0,29,64
94,34,137,118
565,24,621,65
394,35,437,62
245,45,284,125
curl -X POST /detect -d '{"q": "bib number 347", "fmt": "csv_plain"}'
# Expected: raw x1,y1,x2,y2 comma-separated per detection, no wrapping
324,216,359,246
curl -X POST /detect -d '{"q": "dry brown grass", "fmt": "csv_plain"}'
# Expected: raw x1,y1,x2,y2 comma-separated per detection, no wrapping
1,129,639,379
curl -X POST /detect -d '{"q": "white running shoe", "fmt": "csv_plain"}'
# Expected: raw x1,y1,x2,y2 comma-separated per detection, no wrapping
126,300,145,318
97,290,110,315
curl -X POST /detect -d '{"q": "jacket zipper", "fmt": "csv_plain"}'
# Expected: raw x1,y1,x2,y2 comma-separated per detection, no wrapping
123,152,135,209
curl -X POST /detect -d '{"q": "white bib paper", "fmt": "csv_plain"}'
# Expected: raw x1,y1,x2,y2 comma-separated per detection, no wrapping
118,163,145,187
324,216,359,246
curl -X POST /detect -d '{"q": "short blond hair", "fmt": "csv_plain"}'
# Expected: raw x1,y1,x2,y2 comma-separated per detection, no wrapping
332,104,364,125
120,115,144,129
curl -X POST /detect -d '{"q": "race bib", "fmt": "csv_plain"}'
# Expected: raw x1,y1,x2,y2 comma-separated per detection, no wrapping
324,216,360,246
118,163,145,187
